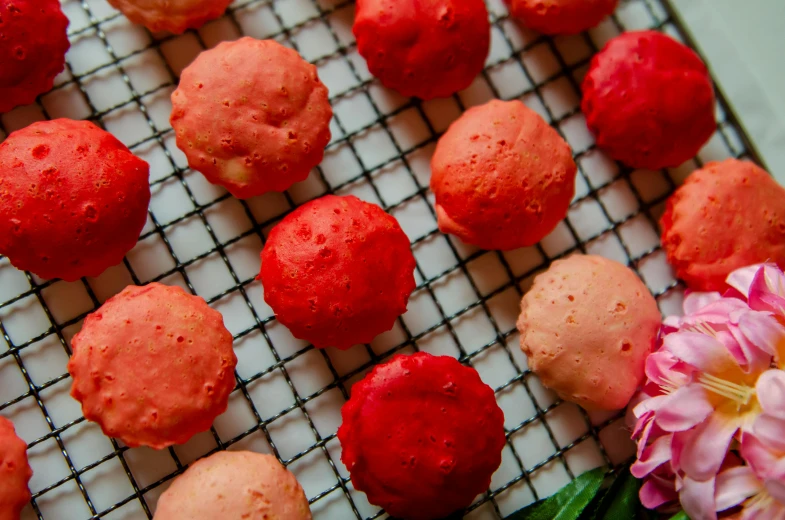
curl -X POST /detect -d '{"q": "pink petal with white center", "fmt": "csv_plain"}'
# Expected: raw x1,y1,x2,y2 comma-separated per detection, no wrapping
757,371,785,420
727,264,769,298
737,311,785,360
692,297,751,323
715,466,762,511
645,350,693,387
748,265,785,313
684,291,724,315
632,434,673,478
678,411,740,481
656,384,714,432
680,477,718,520
753,414,785,454
664,331,745,381
640,474,679,509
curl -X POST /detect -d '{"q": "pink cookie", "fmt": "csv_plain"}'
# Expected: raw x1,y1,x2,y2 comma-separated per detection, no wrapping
517,255,661,410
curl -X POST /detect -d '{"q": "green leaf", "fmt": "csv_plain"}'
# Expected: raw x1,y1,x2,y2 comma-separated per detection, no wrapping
669,512,690,520
507,467,606,520
592,467,641,520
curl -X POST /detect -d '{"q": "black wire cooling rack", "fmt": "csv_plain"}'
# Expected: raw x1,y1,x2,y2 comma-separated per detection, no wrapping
0,0,760,518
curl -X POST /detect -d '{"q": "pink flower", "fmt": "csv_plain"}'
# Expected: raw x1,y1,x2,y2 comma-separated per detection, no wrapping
631,265,785,520
714,371,785,519
727,263,785,367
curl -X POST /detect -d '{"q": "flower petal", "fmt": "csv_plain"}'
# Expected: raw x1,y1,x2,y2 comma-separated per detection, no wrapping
726,264,767,297
765,479,785,505
678,411,740,481
756,370,785,420
655,384,714,432
742,431,780,479
664,331,744,381
753,414,785,454
748,264,785,314
639,475,678,509
715,466,761,512
684,291,724,315
632,434,672,478
736,310,784,362
680,477,718,520
645,350,693,387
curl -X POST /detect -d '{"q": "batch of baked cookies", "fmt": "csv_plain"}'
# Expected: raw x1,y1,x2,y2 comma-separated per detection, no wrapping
1,0,784,519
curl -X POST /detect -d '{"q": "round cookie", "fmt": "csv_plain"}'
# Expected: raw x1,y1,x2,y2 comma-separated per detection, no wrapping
517,255,661,411
581,30,715,170
170,38,332,199
0,417,32,520
430,99,576,251
0,0,69,113
68,283,237,449
661,159,785,292
338,352,505,520
0,119,150,281
153,451,311,520
508,0,618,35
353,0,490,100
106,0,233,34
260,195,415,350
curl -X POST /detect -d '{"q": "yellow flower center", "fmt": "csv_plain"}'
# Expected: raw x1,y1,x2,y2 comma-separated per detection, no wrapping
696,373,756,407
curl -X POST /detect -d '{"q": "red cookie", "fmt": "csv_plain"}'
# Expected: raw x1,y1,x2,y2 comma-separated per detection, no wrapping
338,352,505,520
260,195,415,350
68,283,237,449
0,417,32,520
0,119,150,281
170,38,332,199
0,0,69,113
581,30,716,170
353,0,490,100
430,99,576,250
661,159,785,292
106,0,233,34
508,0,618,35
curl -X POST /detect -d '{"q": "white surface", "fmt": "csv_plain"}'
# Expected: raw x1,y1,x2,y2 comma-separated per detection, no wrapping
0,0,756,519
670,0,785,180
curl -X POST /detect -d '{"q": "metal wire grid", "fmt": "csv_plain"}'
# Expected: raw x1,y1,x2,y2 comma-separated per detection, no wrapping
0,0,757,518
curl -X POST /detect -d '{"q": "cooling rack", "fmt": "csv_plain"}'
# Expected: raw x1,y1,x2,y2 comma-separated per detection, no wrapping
0,0,758,518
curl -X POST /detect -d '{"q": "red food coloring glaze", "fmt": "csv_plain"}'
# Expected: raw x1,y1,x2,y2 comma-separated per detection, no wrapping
581,30,716,170
353,0,490,100
0,0,69,113
260,195,415,349
0,119,150,281
0,417,32,520
661,158,785,291
338,352,506,520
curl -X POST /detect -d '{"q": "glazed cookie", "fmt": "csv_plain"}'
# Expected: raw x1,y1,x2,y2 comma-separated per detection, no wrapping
107,0,234,34
0,0,69,113
430,99,576,250
517,255,661,410
68,283,237,449
154,451,311,520
508,0,618,35
581,30,716,169
170,38,332,199
0,119,150,281
353,0,490,100
661,159,785,291
338,352,506,520
260,195,416,349
0,417,32,520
